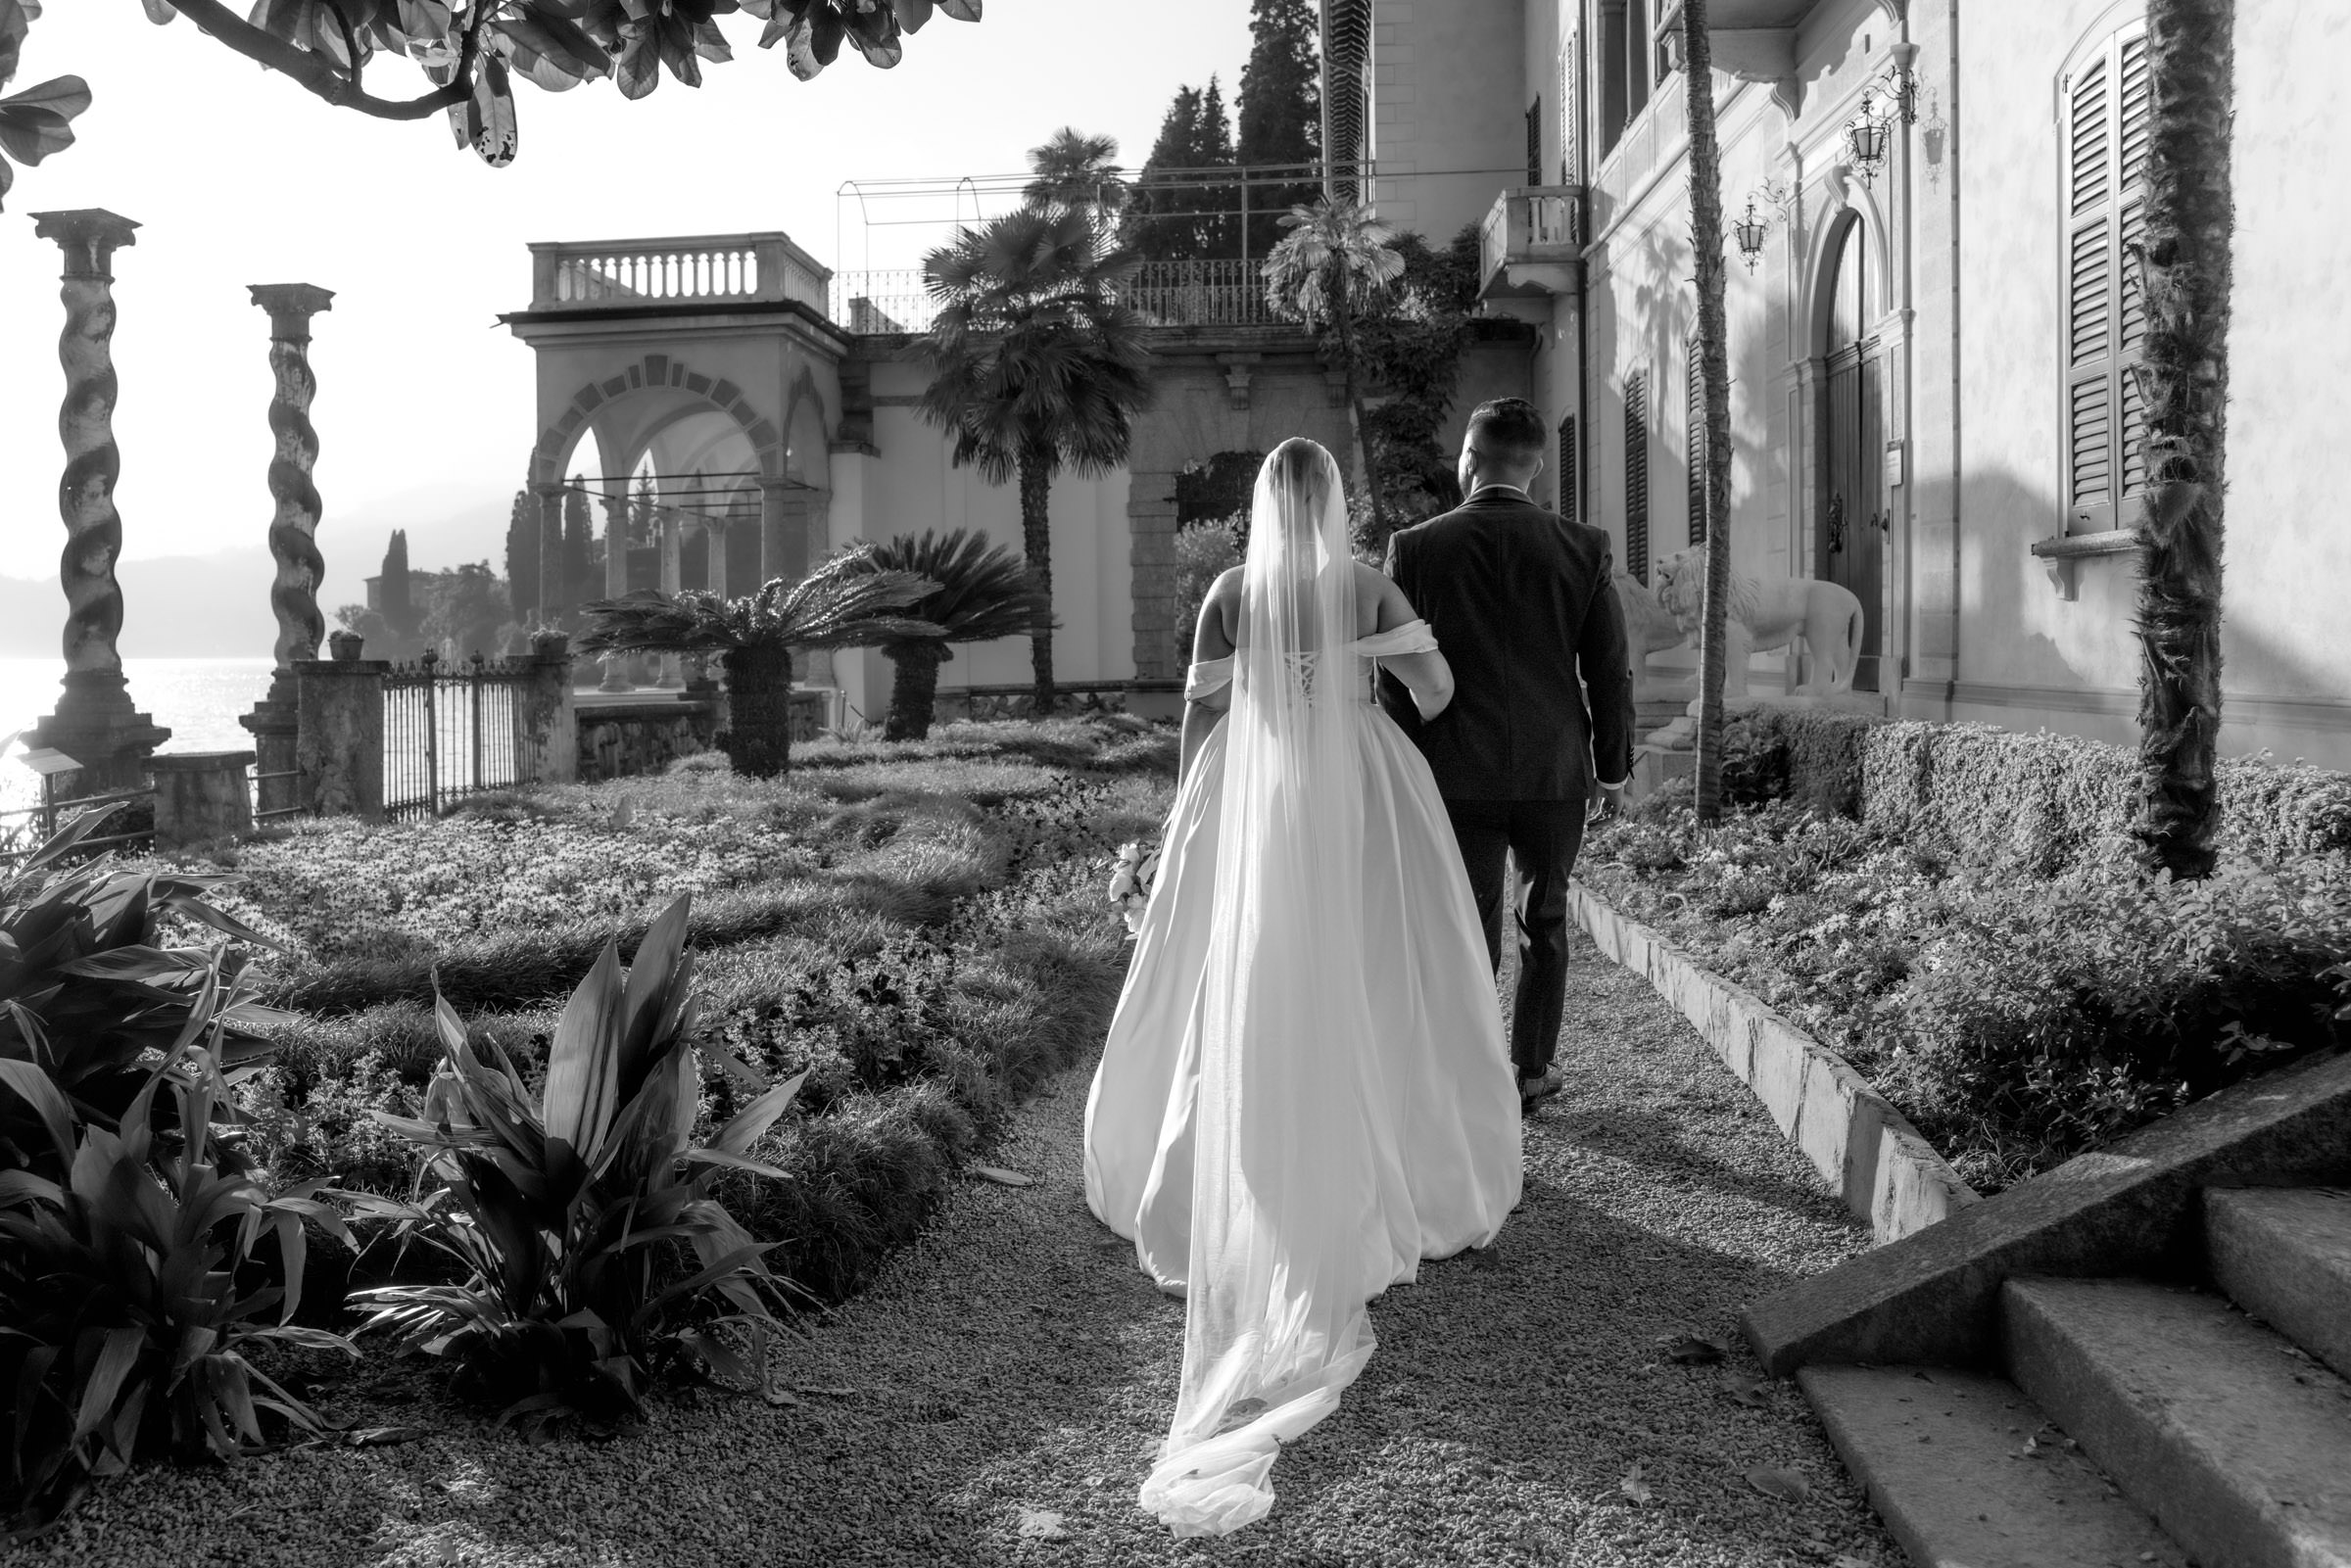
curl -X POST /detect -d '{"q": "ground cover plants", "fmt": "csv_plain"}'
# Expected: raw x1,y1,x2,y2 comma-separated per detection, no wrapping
1,716,1170,1534
1580,757,2351,1192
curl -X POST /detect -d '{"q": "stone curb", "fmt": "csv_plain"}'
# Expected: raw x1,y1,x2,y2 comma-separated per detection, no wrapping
1567,880,1978,1244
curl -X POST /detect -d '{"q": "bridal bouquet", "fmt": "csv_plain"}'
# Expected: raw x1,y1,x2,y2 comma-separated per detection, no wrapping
1107,839,1162,939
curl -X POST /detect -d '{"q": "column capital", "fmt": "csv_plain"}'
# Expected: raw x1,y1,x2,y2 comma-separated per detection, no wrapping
33,209,139,278
249,282,336,341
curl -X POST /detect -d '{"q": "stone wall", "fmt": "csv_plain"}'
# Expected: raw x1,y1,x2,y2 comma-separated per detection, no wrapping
576,697,721,783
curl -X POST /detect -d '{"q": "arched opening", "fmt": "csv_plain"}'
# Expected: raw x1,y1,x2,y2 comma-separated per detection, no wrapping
1815,214,1884,692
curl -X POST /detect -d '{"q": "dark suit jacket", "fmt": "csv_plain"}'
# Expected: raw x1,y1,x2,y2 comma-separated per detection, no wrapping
1378,489,1635,802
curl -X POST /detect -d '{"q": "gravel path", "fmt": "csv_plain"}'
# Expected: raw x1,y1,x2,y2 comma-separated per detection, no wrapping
15,929,1895,1568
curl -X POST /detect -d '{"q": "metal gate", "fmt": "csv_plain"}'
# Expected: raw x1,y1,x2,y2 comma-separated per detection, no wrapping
383,650,528,818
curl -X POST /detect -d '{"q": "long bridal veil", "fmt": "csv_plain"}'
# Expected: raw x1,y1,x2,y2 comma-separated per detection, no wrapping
1138,439,1408,1534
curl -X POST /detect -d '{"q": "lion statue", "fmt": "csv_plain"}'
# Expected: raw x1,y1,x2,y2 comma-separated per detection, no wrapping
1611,571,1694,695
1651,547,1864,697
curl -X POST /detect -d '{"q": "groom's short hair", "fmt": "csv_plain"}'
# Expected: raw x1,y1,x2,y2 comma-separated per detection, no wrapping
1464,398,1548,469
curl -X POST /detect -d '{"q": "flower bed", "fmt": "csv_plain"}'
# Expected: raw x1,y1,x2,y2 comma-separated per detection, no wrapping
1580,784,2351,1192
179,717,1172,1302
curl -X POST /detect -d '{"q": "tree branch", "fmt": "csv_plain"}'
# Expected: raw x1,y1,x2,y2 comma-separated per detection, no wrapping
167,0,469,120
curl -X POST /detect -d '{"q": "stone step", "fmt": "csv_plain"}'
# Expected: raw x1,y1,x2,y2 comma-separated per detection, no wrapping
1798,1363,2184,1568
2206,1186,2351,1381
2002,1276,2351,1568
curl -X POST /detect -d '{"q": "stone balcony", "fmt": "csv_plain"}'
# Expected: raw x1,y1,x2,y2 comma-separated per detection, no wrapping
527,232,833,316
1478,186,1585,301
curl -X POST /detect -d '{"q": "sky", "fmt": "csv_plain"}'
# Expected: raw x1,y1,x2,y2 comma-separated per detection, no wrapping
0,1,1255,620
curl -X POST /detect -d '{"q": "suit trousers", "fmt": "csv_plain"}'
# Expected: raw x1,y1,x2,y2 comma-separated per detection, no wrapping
1444,797,1588,1081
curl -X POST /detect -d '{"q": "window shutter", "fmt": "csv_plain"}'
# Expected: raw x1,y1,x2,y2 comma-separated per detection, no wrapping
1559,33,1580,185
1624,370,1650,584
1526,97,1544,187
1559,413,1580,526
2061,23,2151,534
1686,336,1706,543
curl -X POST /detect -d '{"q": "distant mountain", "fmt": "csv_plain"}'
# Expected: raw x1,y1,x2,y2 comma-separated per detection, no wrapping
0,490,519,658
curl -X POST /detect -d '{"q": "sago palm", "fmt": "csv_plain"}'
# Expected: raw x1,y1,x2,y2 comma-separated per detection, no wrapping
863,530,1049,740
918,204,1153,715
1263,198,1406,539
578,546,939,777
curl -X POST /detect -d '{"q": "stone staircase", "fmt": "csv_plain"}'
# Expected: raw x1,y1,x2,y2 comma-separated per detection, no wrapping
1800,1185,2351,1568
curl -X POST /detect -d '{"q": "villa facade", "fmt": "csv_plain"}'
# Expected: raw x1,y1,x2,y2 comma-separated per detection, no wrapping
507,1,2343,765
1330,0,2349,767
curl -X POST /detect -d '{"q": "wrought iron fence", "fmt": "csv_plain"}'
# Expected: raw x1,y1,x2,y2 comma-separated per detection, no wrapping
383,649,528,819
827,258,1281,337
1125,258,1274,327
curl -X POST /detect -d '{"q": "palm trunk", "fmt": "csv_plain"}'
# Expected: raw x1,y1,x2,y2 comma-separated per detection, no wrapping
1684,1,1736,827
719,643,795,778
883,641,948,741
1331,263,1387,542
2132,0,2233,879
1018,448,1057,716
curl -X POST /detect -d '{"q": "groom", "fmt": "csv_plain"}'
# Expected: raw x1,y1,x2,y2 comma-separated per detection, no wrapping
1378,397,1635,1109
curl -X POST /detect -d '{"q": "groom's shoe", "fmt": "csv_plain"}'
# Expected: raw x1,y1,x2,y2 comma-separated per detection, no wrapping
1517,1068,1566,1110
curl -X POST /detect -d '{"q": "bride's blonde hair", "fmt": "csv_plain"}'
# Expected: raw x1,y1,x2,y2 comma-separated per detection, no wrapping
1263,438,1336,535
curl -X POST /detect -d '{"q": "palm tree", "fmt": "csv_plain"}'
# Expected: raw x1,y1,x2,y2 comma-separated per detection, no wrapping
1024,127,1127,227
2131,0,2234,879
864,529,1050,740
917,204,1153,716
1262,199,1405,541
577,547,939,778
1682,1,1737,827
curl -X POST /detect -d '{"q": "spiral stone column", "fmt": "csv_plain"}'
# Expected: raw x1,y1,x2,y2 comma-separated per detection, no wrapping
239,283,334,819
25,209,169,793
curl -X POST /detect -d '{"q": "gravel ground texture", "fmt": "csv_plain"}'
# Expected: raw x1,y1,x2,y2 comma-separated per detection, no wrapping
13,931,1896,1568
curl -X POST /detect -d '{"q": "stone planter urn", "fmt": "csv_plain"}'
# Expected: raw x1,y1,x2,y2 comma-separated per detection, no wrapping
327,630,364,661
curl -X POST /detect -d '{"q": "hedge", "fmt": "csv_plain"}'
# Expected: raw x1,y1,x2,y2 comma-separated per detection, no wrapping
1714,706,2351,871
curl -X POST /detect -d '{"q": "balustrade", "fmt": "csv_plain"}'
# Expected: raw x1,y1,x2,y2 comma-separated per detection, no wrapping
529,233,831,313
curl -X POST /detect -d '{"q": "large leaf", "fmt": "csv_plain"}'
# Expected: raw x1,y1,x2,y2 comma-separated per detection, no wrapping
0,73,89,166
70,1326,146,1444
541,938,625,1156
707,1067,805,1158
0,1056,75,1169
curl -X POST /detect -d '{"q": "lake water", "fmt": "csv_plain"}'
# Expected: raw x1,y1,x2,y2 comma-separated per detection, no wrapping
0,657,276,813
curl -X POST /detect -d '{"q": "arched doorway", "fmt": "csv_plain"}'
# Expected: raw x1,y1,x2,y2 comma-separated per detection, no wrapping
1816,215,1883,691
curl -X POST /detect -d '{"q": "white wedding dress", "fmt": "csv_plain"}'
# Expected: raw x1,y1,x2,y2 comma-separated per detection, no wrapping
1082,443,1522,1537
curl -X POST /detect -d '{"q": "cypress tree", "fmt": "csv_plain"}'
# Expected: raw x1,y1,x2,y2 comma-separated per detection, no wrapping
1133,76,1238,261
504,489,539,622
381,529,419,639
561,482,595,615
1236,0,1321,259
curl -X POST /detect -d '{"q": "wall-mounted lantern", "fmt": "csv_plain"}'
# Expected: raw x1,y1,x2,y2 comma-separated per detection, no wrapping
1733,197,1769,271
1845,89,1895,185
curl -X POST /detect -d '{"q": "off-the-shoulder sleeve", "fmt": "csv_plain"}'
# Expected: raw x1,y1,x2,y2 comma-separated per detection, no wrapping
1184,656,1235,700
1348,619,1439,657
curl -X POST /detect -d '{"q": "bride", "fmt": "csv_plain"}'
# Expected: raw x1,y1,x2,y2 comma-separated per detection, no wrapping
1083,438,1522,1536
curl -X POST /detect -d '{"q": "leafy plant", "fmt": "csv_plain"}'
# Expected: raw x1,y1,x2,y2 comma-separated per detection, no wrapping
918,203,1154,714
343,896,807,1438
578,547,941,777
103,0,977,168
2,811,286,1186
0,964,357,1540
862,530,1048,741
1170,514,1244,659
0,0,87,214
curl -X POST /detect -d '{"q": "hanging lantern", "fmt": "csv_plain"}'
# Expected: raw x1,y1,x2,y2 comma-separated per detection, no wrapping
1733,197,1769,272
1846,90,1894,185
